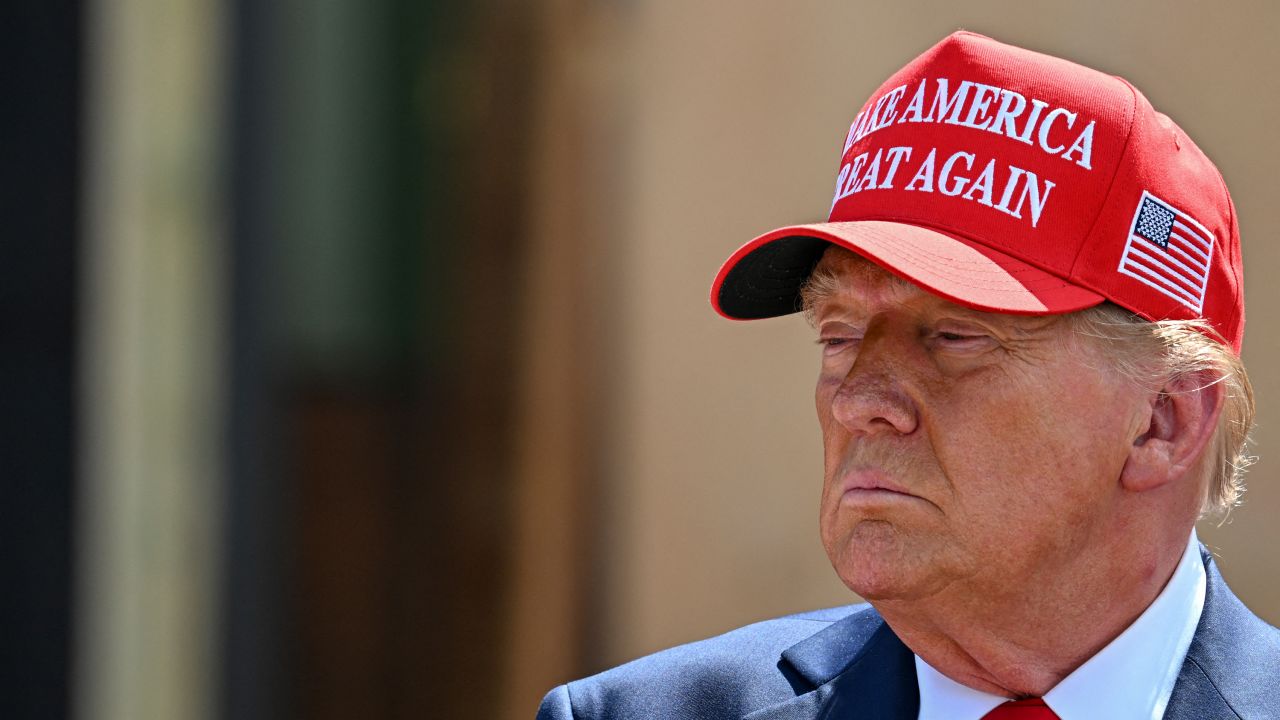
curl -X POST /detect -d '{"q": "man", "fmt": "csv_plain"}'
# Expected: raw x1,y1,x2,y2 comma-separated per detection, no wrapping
538,32,1278,719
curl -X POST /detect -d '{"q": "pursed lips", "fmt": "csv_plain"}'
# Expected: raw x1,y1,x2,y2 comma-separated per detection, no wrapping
839,469,920,500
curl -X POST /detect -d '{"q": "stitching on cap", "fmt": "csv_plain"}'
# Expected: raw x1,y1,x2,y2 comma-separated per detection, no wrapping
1070,76,1140,275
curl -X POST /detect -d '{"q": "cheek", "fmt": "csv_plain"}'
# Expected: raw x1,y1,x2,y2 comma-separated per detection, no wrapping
816,378,853,548
815,373,847,466
814,372,842,420
936,368,1135,520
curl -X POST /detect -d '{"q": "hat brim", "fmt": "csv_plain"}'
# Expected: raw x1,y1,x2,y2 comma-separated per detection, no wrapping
711,220,1105,320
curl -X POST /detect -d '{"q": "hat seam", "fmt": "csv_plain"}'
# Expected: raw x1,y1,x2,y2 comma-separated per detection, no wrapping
1068,76,1141,284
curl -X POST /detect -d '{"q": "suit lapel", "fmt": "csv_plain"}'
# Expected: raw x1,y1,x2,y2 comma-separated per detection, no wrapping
745,606,919,720
1162,656,1235,720
1163,546,1280,719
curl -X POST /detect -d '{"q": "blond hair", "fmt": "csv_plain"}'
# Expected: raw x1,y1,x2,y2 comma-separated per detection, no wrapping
1068,303,1254,518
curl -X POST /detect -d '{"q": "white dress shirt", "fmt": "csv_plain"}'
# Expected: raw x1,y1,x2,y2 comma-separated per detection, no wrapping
915,530,1206,720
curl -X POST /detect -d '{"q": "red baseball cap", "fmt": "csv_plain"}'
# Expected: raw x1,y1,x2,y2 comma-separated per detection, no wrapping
711,31,1245,351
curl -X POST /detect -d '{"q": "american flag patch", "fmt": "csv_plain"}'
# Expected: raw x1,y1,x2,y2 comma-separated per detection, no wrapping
1117,191,1215,314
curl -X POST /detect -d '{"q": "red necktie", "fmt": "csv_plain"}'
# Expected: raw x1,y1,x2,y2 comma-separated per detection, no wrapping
981,698,1060,719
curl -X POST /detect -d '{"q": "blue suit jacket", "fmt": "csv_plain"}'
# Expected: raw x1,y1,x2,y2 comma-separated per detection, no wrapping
537,548,1280,719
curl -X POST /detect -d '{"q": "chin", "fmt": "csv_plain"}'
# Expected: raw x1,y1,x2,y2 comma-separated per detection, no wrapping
836,562,920,601
827,521,947,601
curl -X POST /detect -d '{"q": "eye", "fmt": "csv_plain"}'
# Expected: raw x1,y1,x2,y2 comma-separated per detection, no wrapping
815,336,861,356
929,327,994,352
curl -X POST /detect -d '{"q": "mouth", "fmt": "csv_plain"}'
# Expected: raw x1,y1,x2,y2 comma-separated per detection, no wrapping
839,469,921,503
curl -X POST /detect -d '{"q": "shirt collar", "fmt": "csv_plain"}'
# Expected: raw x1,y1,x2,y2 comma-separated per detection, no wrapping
916,530,1206,720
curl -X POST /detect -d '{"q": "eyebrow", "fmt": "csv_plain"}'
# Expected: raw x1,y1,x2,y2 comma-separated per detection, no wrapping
799,261,912,327
798,274,833,328
799,263,1057,338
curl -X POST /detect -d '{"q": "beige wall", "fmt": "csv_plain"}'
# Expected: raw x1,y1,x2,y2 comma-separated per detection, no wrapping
596,0,1280,670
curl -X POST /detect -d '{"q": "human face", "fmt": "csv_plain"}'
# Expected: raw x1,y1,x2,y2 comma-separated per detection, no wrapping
811,247,1147,602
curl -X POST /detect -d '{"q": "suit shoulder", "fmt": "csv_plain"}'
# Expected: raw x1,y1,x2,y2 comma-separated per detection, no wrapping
542,604,869,719
588,602,870,681
1176,551,1280,716
777,604,870,623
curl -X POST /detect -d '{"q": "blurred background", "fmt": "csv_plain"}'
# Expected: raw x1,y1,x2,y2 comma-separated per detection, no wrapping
5,0,1279,718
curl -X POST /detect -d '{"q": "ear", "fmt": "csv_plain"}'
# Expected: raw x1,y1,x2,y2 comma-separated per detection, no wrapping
1121,371,1225,493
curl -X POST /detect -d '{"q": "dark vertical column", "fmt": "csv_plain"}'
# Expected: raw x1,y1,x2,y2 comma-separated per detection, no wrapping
0,0,83,717
221,0,289,718
220,0,542,717
396,7,539,717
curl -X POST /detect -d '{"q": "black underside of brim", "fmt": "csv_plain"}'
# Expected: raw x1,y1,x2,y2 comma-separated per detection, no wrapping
719,235,832,319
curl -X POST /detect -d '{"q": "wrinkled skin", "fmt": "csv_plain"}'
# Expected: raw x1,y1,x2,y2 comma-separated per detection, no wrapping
813,248,1143,602
808,246,1213,695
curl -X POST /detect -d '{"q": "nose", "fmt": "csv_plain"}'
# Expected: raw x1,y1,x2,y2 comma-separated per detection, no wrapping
829,332,919,437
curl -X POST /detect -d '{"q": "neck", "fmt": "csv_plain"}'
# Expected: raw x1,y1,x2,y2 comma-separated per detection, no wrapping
874,521,1193,698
